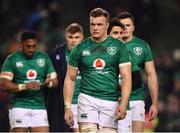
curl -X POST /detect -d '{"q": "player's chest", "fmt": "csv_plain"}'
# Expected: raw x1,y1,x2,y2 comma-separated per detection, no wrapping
13,58,46,75
128,46,145,63
80,45,118,67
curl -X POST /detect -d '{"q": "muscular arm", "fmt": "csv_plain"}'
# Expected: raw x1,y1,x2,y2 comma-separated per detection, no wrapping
63,64,78,107
116,63,132,120
0,78,19,92
0,78,40,93
119,63,132,107
145,61,158,107
63,64,78,127
145,61,158,120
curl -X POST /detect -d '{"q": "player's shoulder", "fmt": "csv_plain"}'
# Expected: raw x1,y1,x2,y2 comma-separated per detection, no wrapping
107,35,122,42
133,36,149,47
73,37,91,50
133,36,149,48
6,50,20,59
36,50,50,58
79,37,91,46
108,36,125,48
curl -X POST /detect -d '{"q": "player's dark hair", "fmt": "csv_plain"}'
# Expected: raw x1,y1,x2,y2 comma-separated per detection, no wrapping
107,18,125,34
116,11,135,24
20,30,37,41
65,23,83,34
90,7,110,22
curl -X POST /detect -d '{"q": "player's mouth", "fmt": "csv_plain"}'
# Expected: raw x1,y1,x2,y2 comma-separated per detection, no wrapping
26,52,34,57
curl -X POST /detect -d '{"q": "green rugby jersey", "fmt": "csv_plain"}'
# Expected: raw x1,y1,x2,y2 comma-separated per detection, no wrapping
126,36,153,101
69,36,130,101
1,50,55,109
65,46,80,104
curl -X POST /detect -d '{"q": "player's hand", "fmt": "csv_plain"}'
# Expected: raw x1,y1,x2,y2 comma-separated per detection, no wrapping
148,104,158,121
64,108,74,128
115,104,127,120
42,77,51,88
26,82,40,90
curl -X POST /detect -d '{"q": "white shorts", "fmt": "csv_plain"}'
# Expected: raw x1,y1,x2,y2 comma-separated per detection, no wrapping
9,107,49,129
129,100,145,121
71,104,79,129
78,93,118,129
118,110,132,132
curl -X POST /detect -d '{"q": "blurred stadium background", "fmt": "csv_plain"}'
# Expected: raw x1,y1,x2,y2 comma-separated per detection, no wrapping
0,0,180,131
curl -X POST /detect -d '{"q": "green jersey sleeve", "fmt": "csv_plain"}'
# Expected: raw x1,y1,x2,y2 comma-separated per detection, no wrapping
1,55,13,73
45,54,56,74
69,46,80,68
118,42,131,65
144,42,153,62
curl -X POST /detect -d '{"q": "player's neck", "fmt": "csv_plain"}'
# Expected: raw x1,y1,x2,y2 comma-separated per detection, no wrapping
122,35,133,43
91,34,108,43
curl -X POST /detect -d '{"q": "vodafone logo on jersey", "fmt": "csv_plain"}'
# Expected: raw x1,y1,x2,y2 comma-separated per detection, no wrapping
93,58,105,70
26,69,37,80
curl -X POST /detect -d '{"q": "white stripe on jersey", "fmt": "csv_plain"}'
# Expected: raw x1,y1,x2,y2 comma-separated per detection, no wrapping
119,62,131,67
0,71,14,80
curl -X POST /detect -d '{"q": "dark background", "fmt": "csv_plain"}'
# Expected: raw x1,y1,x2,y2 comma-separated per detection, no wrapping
0,0,180,131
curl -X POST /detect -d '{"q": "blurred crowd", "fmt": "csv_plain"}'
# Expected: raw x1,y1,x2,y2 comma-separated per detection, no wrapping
0,0,180,131
144,51,180,132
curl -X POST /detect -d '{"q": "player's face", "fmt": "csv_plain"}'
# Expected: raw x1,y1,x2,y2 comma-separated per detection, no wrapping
90,16,109,41
65,32,84,50
21,39,37,58
119,18,134,39
110,26,123,40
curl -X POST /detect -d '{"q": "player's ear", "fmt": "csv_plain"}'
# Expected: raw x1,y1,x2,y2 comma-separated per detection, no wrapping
106,23,109,29
132,25,135,32
81,34,84,40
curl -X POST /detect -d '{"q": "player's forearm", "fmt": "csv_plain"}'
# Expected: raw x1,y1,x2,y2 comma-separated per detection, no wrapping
0,78,21,92
121,78,132,107
0,78,42,92
63,76,75,109
148,74,158,106
120,65,132,107
145,61,158,106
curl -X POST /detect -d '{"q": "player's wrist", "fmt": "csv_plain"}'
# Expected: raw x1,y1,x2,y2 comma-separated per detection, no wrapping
18,84,26,91
152,103,158,107
119,101,128,108
64,102,71,110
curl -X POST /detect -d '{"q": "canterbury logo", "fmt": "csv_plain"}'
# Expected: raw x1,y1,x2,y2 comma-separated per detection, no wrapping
82,50,90,56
